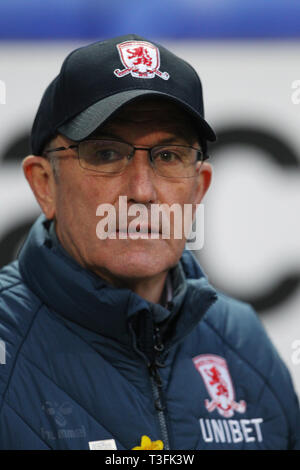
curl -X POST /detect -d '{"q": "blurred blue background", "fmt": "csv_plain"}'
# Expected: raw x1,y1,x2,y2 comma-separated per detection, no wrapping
0,0,300,40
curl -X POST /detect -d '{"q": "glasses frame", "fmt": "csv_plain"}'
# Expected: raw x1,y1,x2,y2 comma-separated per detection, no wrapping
43,139,209,178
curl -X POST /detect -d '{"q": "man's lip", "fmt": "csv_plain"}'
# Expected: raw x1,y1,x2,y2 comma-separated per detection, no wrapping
116,225,161,234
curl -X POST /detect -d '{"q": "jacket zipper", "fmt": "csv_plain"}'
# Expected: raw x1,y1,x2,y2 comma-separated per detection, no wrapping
148,326,171,450
129,313,171,449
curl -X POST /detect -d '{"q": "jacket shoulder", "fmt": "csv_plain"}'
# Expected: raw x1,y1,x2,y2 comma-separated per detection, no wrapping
204,290,290,382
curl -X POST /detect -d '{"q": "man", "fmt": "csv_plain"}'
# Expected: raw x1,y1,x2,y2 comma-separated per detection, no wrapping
0,34,299,450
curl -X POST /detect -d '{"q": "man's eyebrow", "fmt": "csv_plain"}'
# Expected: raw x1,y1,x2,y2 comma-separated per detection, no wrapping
88,132,196,145
157,136,196,145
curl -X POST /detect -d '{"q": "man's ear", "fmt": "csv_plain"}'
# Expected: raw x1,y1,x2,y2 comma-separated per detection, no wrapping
194,161,213,206
22,155,57,219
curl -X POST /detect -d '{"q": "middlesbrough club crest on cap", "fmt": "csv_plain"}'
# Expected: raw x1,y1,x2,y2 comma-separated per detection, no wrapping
193,354,247,418
114,41,170,80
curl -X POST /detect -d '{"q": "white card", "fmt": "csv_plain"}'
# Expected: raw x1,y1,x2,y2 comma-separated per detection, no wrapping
89,439,117,450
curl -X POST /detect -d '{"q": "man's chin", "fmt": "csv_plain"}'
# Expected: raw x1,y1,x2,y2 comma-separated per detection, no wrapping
90,242,179,283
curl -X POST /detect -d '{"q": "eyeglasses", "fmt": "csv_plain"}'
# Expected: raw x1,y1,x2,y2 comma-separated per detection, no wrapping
44,139,208,178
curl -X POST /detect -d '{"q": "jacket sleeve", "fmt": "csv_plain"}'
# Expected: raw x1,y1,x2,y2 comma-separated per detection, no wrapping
242,305,300,450
0,263,46,449
267,333,300,450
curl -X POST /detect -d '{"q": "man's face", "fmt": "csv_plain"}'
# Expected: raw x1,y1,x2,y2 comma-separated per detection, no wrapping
46,99,212,285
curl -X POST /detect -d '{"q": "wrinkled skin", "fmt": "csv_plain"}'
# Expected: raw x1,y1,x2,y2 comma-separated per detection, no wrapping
23,99,212,302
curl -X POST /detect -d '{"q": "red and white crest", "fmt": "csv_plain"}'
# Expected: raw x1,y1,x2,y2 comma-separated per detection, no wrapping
193,354,246,418
114,41,170,80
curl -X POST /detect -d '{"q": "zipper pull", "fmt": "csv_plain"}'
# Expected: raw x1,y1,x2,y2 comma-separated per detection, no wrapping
154,326,166,368
148,363,163,388
154,326,164,353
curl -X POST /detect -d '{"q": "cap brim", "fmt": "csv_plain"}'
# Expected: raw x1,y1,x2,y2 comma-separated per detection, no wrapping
58,89,216,143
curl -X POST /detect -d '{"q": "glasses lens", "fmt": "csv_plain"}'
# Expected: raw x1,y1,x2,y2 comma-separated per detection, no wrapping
151,145,200,177
78,140,132,173
78,140,202,177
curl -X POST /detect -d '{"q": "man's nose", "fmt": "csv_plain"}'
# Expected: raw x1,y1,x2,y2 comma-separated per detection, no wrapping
123,149,158,204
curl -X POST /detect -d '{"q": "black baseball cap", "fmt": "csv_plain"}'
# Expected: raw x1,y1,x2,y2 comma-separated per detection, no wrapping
31,34,216,156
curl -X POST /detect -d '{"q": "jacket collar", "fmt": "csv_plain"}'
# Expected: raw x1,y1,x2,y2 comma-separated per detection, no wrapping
18,215,217,347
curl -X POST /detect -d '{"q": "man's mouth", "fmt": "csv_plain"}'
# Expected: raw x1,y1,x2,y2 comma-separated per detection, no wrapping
115,224,162,239
117,224,160,234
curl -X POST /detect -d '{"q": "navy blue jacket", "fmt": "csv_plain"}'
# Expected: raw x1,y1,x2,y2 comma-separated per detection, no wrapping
0,215,299,450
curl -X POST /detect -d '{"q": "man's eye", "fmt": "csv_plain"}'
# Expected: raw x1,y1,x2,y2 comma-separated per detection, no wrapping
156,151,179,162
92,149,123,163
